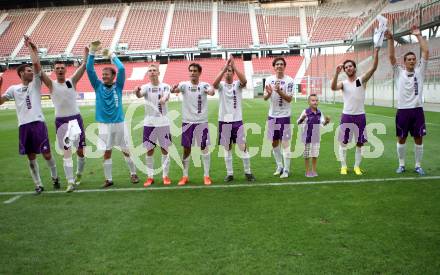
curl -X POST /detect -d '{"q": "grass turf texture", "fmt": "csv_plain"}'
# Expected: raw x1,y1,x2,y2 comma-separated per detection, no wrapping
1,99,440,273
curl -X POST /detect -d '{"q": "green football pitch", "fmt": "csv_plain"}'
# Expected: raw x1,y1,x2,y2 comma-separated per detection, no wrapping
1,99,440,274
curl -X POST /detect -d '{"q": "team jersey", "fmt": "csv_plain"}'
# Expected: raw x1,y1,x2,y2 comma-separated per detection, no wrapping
140,82,170,127
178,81,211,123
394,57,427,109
297,108,326,144
218,80,243,122
87,54,125,123
341,77,366,115
4,71,45,126
51,78,80,118
266,75,294,118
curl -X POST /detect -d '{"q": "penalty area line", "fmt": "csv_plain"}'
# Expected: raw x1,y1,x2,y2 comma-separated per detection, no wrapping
0,176,439,197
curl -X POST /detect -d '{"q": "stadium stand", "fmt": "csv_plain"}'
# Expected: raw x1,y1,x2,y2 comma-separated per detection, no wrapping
118,2,168,51
71,4,124,55
254,8,268,45
0,10,40,57
17,7,85,57
167,1,212,49
261,7,301,45
305,50,370,79
0,0,436,56
163,58,245,85
218,2,253,49
309,2,364,43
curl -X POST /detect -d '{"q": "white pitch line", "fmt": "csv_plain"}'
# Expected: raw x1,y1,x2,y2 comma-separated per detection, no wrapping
0,176,439,197
3,195,22,204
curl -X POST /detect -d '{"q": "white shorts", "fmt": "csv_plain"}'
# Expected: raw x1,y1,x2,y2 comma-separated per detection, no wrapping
97,122,129,151
303,143,320,158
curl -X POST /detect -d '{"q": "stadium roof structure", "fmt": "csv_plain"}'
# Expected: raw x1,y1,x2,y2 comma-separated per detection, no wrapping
0,0,324,10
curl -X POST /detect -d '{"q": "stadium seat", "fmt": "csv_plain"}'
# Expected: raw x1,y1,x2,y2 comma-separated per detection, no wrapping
17,7,86,57
119,2,168,51
71,5,123,56
0,10,40,57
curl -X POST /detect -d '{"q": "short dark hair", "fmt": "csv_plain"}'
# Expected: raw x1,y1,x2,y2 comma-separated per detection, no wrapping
308,93,318,99
404,51,417,61
343,60,357,69
188,63,202,73
16,64,32,77
103,67,116,76
272,57,286,67
54,60,66,66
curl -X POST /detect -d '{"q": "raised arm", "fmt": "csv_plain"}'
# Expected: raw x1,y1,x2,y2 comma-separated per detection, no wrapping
111,53,125,90
411,26,429,60
385,30,397,66
25,36,41,74
86,49,100,90
41,71,53,91
213,62,228,89
361,47,380,84
230,58,247,87
331,64,344,91
28,38,52,91
71,47,89,86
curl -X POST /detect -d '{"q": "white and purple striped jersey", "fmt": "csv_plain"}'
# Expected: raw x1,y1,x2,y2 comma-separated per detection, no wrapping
266,75,294,118
394,57,427,109
218,80,243,122
4,72,45,126
178,81,211,123
140,83,170,127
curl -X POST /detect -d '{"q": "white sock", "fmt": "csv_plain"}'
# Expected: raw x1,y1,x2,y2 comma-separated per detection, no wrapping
339,145,347,168
202,152,211,177
28,159,42,187
63,157,74,184
415,144,423,168
273,145,283,169
124,156,137,175
182,157,190,177
354,146,362,168
46,157,58,179
162,154,170,177
282,147,291,173
146,155,154,178
103,159,112,181
224,150,233,176
242,151,251,174
396,143,406,167
76,156,85,175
